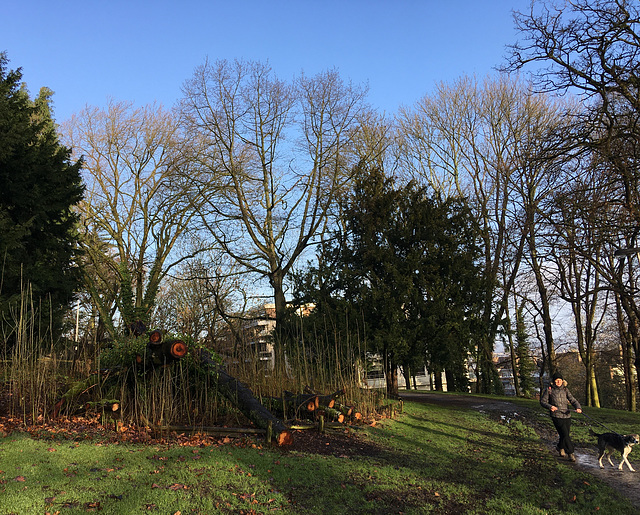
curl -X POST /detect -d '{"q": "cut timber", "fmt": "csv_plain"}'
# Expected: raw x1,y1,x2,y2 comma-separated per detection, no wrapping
143,338,189,366
260,395,317,421
322,407,345,423
196,349,293,446
304,386,345,409
317,396,335,408
86,400,120,413
163,339,188,359
148,329,163,345
334,403,353,417
284,391,319,412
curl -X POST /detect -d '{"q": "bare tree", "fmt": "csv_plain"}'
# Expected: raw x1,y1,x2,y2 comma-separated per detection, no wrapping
152,253,242,344
546,167,609,406
505,0,640,406
64,101,203,337
179,59,370,335
506,0,640,224
397,75,567,394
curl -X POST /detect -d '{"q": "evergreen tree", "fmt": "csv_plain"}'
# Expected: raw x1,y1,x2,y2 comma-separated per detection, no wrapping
0,53,84,349
292,163,485,396
515,305,536,397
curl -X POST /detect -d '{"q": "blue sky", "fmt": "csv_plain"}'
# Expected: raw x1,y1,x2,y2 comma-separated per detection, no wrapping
3,1,531,123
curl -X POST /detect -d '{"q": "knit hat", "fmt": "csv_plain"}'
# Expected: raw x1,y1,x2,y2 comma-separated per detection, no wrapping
552,371,563,381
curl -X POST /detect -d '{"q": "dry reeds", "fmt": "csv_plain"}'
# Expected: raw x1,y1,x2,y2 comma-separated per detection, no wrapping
2,297,382,429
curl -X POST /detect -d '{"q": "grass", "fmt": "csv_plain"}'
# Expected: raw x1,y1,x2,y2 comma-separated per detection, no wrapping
1,397,637,514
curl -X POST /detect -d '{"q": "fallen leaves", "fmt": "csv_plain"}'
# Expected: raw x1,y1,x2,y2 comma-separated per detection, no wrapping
0,411,269,453
151,482,189,490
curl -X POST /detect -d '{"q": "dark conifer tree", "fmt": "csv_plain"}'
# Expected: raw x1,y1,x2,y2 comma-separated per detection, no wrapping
0,53,84,350
515,305,536,397
292,163,486,396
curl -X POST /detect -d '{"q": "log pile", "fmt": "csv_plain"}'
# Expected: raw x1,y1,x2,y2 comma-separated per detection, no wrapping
261,386,361,425
137,329,188,367
53,328,189,418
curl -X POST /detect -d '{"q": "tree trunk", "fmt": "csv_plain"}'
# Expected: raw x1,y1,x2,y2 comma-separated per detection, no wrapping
269,268,288,372
385,356,399,398
585,340,600,408
476,339,502,394
196,349,293,445
529,239,556,379
619,291,640,411
402,365,412,391
433,370,443,391
616,293,637,411
504,307,520,397
270,269,287,326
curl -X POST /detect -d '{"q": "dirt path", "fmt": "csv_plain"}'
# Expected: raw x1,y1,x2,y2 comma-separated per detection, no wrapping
400,392,640,510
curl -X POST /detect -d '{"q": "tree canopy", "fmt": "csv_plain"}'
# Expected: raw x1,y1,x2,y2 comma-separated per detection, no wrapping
0,53,84,349
180,59,373,335
64,100,201,338
292,164,485,396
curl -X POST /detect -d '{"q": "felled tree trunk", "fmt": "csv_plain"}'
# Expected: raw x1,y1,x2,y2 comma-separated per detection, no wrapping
304,386,345,409
284,391,319,413
196,349,293,446
320,407,345,423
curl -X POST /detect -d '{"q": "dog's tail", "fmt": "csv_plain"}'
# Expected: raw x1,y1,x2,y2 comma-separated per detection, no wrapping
589,428,600,438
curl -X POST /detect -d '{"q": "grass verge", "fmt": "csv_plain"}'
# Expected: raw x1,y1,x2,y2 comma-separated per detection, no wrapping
0,398,635,514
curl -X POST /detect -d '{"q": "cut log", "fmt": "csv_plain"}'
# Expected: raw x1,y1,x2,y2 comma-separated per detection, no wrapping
196,349,293,446
321,407,345,423
318,396,335,408
148,329,163,345
304,386,345,409
162,339,188,359
261,395,321,421
334,403,353,417
143,338,188,366
86,400,120,413
284,391,319,412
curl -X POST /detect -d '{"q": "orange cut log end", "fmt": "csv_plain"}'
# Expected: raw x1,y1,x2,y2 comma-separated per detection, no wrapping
148,329,163,345
277,431,294,446
169,340,188,359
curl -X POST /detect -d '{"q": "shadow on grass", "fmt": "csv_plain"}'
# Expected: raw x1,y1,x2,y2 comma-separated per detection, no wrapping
1,399,637,514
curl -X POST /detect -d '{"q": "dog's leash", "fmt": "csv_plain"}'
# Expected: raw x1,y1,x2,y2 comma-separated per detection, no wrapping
571,410,623,436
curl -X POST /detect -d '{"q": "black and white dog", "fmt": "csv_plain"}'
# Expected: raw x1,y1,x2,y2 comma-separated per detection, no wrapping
590,429,640,472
